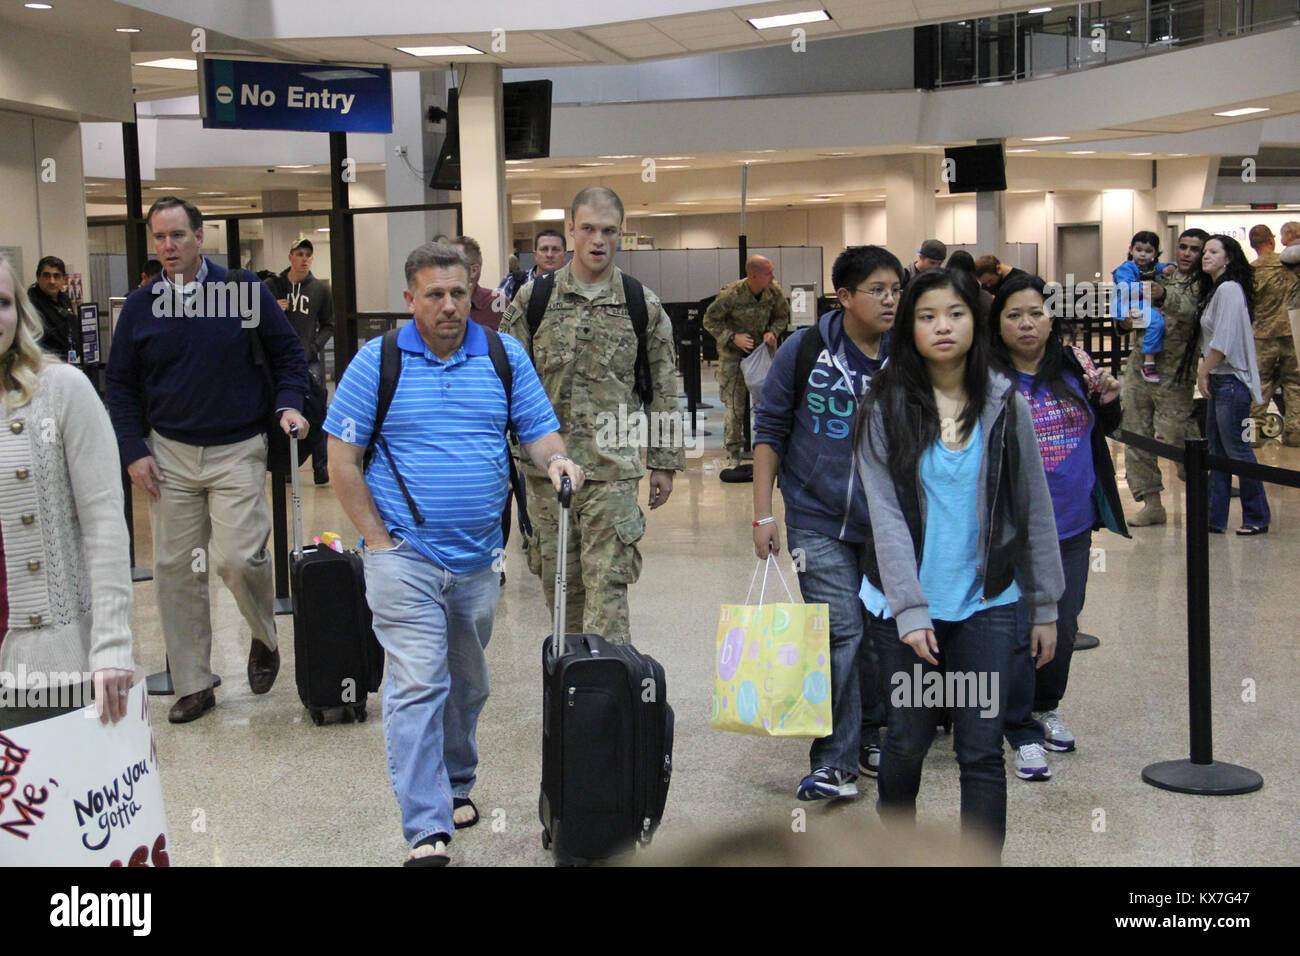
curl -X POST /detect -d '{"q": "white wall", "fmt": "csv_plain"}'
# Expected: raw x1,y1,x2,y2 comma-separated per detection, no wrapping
0,110,91,303
0,27,132,122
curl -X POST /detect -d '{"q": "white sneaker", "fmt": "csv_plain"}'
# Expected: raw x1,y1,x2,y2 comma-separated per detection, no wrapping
1034,710,1077,752
1014,742,1052,780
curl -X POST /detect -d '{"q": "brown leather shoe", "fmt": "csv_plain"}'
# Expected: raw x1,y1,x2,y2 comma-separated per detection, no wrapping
248,640,280,695
168,688,216,724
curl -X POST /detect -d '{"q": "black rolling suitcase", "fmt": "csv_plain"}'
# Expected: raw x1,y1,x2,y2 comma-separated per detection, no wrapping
287,432,384,726
539,477,674,865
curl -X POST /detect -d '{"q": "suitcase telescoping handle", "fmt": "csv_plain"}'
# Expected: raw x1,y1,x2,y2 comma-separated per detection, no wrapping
288,424,303,559
550,475,572,660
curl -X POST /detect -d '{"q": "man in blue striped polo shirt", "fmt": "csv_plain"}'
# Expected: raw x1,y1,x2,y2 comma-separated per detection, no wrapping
325,242,582,866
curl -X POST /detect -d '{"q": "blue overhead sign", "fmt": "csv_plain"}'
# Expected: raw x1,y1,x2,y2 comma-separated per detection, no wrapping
202,58,392,133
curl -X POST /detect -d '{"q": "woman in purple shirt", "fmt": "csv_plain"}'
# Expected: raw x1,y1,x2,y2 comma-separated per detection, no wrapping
990,274,1129,781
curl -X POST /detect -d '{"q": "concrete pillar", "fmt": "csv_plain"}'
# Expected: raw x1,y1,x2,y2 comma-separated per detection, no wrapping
457,63,509,286
884,154,937,265
385,70,457,310
974,139,1008,258
261,189,299,274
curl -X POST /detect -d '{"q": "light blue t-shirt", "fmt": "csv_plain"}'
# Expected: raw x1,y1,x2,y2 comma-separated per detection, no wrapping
860,419,1020,622
324,320,559,572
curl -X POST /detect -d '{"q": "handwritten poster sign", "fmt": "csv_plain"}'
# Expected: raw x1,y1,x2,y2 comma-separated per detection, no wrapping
0,682,170,866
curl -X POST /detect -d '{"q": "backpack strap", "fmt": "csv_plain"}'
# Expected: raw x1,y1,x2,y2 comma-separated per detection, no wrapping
791,324,825,410
365,328,424,525
621,273,654,410
484,328,532,540
525,270,556,353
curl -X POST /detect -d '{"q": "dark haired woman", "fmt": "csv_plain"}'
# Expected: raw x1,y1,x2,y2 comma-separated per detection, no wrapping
1177,235,1269,534
856,268,1064,857
989,273,1128,781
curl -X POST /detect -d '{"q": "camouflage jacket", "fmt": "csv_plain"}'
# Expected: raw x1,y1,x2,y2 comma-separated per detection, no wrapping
1127,269,1199,379
1251,253,1299,339
702,278,791,362
500,264,685,481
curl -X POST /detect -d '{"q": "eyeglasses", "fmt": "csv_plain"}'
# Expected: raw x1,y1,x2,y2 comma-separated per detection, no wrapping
853,285,901,300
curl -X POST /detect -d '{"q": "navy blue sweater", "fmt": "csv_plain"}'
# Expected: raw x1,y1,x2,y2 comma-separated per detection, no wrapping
107,258,309,465
754,310,888,542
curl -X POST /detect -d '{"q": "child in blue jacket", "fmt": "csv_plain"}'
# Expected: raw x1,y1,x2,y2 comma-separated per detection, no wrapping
1112,231,1174,383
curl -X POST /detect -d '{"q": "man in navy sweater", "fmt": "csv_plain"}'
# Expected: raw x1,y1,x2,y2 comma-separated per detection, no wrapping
107,197,309,724
753,245,902,800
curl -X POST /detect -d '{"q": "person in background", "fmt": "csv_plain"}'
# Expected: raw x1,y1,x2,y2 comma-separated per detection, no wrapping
26,256,78,360
901,239,947,288
753,245,901,800
1246,224,1299,446
497,230,568,307
138,259,163,289
989,273,1126,781
973,255,1029,297
269,238,335,484
1176,235,1269,535
0,256,134,730
855,268,1063,859
452,235,500,332
945,250,993,320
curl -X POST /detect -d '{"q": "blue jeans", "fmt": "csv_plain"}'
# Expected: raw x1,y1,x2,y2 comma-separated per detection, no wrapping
871,603,1016,854
787,527,885,776
1207,375,1270,530
1005,530,1091,747
363,540,499,847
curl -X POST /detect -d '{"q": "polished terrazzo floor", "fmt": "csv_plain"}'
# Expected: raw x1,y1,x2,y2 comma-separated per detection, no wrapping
127,377,1299,866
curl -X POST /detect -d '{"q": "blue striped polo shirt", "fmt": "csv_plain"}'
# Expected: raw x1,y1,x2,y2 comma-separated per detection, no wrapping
325,319,559,572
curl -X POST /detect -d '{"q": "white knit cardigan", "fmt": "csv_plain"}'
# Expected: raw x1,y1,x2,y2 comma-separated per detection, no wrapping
0,363,134,681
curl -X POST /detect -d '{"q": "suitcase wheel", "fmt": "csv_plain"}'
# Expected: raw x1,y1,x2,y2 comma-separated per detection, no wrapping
352,705,367,723
309,708,325,727
541,829,551,851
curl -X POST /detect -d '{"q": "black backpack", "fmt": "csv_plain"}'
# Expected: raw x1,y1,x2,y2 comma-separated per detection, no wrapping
525,270,655,409
363,327,530,542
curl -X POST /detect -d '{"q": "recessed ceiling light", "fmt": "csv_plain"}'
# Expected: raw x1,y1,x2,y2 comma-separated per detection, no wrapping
115,26,140,33
505,159,532,165
24,2,53,9
278,164,313,169
138,58,197,70
1028,7,1053,13
1067,150,1096,155
1167,153,1189,157
1213,106,1269,117
1024,135,1069,142
197,191,226,195
510,196,541,204
506,168,537,173
733,158,769,164
818,151,853,157
657,156,695,161
1006,148,1036,153
397,45,484,57
748,10,830,30
677,201,700,206
575,162,613,167
659,165,690,170
748,198,770,202
749,149,778,154
539,208,565,220
149,185,182,190
816,193,844,198
317,227,330,232
807,198,831,202
598,154,637,159
1129,152,1152,156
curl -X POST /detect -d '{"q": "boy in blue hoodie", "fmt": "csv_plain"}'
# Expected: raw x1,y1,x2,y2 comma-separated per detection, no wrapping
753,245,902,800
1111,231,1174,384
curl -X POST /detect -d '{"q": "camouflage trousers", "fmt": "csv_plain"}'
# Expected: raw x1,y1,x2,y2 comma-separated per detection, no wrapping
523,475,645,646
716,360,750,461
1120,361,1196,503
1250,336,1300,446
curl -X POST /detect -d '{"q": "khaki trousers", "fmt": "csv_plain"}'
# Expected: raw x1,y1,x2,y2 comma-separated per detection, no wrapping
148,432,276,697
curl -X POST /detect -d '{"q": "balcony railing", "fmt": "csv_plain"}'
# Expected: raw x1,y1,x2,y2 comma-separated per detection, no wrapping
931,0,1299,88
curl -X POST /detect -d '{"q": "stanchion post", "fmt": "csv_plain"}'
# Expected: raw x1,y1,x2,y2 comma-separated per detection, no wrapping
1141,437,1262,795
122,466,153,582
271,471,292,615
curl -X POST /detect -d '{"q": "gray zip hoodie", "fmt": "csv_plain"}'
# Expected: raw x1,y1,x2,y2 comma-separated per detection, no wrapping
857,369,1064,640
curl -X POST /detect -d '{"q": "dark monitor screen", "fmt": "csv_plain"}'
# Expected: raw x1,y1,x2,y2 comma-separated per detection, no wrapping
503,79,551,161
943,144,1007,193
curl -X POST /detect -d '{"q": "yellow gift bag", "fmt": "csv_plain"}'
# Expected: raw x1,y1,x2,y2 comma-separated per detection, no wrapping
712,557,831,737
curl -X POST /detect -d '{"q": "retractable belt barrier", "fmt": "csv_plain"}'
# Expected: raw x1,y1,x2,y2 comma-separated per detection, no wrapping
1108,429,1300,796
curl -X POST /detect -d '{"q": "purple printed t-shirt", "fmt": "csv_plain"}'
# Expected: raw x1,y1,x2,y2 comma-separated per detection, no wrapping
1018,371,1096,540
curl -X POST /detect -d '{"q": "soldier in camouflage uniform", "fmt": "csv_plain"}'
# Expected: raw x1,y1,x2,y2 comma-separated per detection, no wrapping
1247,225,1300,446
703,256,791,469
1119,228,1207,526
500,187,684,645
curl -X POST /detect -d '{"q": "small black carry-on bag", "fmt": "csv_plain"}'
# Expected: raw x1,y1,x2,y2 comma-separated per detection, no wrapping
287,430,384,726
539,477,674,865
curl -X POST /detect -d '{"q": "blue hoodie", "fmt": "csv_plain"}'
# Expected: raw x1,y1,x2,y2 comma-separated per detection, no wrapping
754,309,888,543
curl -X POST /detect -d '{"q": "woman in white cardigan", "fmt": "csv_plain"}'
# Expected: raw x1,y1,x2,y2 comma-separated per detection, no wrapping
0,256,134,728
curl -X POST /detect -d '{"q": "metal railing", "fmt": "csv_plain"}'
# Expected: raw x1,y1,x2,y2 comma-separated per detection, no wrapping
932,0,1299,88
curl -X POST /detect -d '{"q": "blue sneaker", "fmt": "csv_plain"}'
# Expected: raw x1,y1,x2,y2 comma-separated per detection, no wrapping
797,767,859,801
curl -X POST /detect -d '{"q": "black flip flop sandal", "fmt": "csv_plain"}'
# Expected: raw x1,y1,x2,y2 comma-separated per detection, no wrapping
404,833,450,866
453,797,479,830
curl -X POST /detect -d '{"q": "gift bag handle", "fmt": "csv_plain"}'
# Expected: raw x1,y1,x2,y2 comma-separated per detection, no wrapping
744,554,795,607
